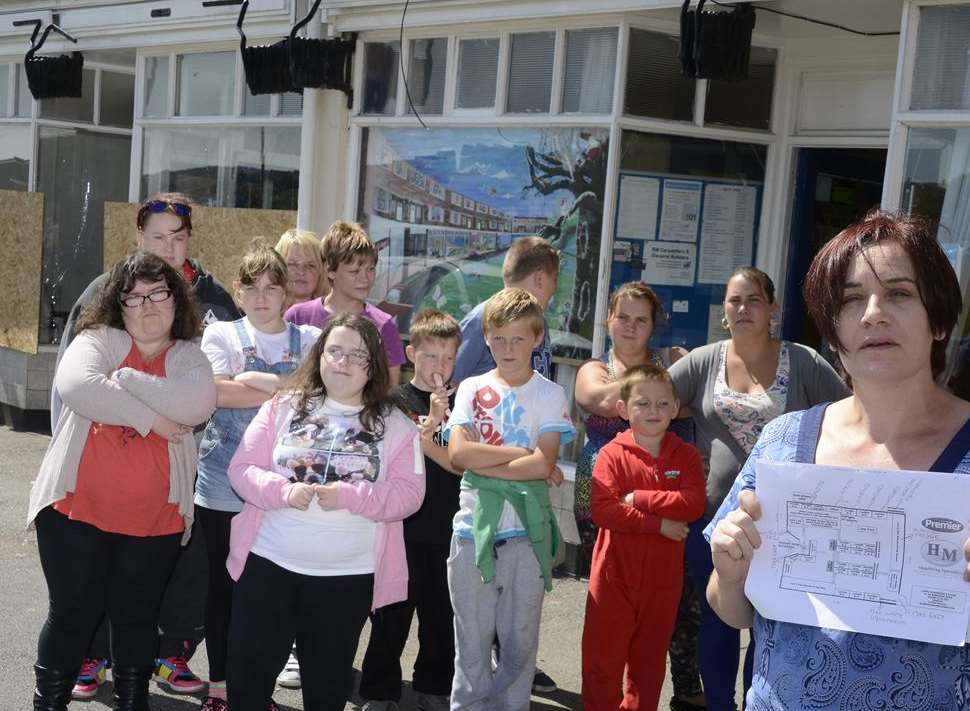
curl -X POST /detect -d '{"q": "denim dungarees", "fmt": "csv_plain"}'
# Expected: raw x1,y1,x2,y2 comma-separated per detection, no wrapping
195,319,302,512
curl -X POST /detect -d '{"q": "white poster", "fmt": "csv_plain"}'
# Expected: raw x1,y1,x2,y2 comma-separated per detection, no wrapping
616,175,661,240
697,183,758,284
642,242,696,288
659,179,702,242
748,461,970,646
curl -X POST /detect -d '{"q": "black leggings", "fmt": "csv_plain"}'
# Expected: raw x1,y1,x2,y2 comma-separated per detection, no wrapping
227,553,373,711
196,505,235,682
35,507,181,673
359,540,454,701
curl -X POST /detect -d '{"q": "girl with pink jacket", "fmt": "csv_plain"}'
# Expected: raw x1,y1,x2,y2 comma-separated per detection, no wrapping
225,312,424,711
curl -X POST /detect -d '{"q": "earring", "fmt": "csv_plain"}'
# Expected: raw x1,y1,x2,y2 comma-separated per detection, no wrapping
721,316,729,330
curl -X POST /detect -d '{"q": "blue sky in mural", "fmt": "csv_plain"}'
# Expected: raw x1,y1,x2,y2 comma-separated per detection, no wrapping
380,127,593,217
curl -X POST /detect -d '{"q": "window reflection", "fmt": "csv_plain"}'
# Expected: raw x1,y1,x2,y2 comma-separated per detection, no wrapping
141,125,300,210
902,127,970,399
37,127,131,343
0,125,30,191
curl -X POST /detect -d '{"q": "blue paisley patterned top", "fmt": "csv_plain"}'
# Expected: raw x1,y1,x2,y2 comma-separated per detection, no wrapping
705,406,970,711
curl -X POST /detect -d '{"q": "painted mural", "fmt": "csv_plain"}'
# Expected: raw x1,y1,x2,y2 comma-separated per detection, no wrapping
358,126,608,359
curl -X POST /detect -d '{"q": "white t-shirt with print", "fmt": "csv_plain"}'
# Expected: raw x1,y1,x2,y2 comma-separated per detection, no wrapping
445,371,575,539
251,399,391,576
201,318,320,376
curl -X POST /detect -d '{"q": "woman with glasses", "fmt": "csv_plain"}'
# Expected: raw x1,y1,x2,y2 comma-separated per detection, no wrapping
53,192,239,701
274,228,328,312
224,313,424,711
28,251,217,711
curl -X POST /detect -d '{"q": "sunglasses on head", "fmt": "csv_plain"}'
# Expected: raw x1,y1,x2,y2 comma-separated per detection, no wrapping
142,200,191,217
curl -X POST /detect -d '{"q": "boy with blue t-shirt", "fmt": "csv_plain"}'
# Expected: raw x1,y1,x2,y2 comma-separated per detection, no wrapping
445,288,575,711
453,236,559,383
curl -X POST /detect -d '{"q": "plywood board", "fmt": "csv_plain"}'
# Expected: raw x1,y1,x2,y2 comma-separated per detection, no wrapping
104,202,297,292
0,190,45,354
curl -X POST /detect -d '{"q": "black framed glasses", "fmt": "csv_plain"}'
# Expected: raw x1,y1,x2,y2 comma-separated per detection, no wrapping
142,200,191,218
120,289,173,309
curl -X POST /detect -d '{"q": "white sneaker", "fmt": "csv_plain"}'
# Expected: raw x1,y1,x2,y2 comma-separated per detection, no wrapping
276,652,301,689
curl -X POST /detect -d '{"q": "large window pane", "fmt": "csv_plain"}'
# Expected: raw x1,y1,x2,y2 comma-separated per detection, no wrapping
39,69,96,122
356,126,608,361
0,65,8,116
15,64,31,117
624,29,694,121
406,38,446,115
37,127,131,343
613,131,766,350
100,71,135,128
457,38,499,109
562,28,617,113
507,32,554,113
911,4,970,111
141,125,300,209
143,56,169,117
0,124,30,191
362,41,399,115
177,52,235,116
901,126,970,400
705,46,776,130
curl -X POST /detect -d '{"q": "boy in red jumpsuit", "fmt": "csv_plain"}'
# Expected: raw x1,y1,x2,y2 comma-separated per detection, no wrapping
581,364,705,711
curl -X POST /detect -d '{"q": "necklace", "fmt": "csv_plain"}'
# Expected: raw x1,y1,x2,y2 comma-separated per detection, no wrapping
607,347,657,380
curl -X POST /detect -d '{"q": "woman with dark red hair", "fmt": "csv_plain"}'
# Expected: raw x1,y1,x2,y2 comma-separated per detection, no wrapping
706,210,970,709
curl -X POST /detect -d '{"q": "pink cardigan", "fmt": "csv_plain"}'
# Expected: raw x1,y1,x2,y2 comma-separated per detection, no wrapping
227,395,425,610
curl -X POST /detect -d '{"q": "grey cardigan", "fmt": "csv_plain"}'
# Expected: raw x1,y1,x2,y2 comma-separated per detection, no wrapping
29,326,217,543
668,340,849,521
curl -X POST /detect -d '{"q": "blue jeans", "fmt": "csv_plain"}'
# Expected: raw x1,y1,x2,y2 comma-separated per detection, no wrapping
684,520,753,710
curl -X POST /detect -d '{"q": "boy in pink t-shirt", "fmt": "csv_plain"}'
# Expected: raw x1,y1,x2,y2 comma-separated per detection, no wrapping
285,221,405,386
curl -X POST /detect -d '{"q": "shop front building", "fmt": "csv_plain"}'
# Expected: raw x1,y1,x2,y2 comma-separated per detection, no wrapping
0,1,967,495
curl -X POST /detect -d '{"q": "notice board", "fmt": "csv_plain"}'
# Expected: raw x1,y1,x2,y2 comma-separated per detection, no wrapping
610,171,763,350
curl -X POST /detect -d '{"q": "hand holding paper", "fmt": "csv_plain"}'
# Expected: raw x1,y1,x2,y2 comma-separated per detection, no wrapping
745,461,970,646
710,489,762,585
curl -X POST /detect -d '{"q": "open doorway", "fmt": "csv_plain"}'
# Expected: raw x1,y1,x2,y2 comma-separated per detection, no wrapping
782,147,887,352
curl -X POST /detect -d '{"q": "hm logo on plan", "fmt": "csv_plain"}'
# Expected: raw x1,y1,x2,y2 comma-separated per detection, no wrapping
921,541,961,567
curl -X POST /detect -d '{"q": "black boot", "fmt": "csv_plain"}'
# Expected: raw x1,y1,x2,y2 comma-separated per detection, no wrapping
33,664,75,711
111,665,154,711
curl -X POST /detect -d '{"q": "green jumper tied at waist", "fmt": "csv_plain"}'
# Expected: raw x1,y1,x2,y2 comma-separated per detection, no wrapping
461,470,561,592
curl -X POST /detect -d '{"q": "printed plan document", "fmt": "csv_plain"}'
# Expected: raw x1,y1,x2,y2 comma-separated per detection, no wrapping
746,461,970,646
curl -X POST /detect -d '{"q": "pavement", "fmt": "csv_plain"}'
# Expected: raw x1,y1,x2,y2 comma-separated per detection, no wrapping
0,417,744,710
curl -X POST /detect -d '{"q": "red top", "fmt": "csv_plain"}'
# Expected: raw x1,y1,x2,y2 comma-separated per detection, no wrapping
181,259,197,284
54,343,183,537
590,430,705,585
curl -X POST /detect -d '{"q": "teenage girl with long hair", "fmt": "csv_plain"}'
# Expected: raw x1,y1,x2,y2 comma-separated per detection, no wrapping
225,313,425,711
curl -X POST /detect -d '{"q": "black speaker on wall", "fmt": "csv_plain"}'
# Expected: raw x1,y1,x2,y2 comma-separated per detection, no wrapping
680,0,756,82
23,22,83,99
